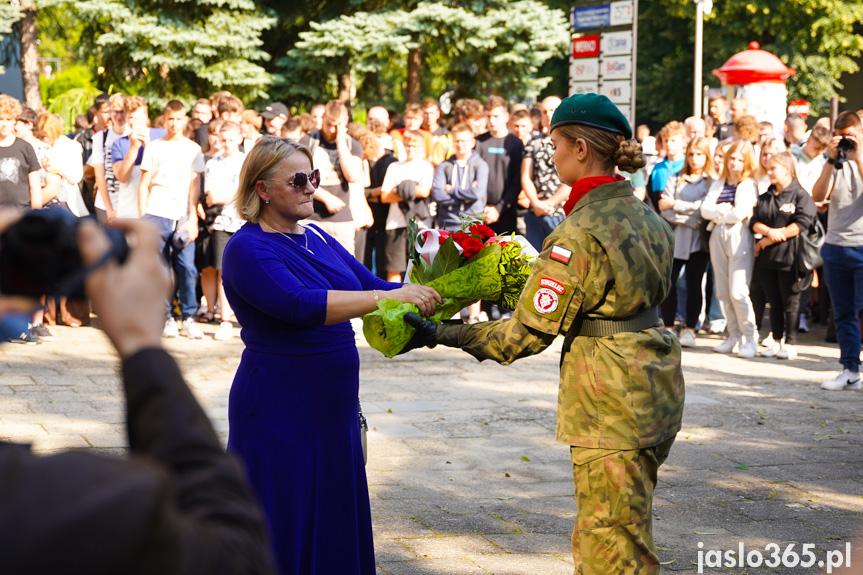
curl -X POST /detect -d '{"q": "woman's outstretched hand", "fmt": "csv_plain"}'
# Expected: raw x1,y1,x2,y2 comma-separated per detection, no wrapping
397,312,439,355
385,284,442,317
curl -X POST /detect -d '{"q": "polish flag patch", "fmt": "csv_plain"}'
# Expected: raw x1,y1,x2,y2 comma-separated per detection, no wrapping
539,277,565,294
549,245,572,265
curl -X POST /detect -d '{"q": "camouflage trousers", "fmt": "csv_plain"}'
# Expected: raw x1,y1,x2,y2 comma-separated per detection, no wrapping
570,435,676,575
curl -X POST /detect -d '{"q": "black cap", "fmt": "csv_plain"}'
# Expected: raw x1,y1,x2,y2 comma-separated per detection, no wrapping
261,102,289,119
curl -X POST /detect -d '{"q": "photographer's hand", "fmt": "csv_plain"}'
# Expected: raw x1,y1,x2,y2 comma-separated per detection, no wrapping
80,219,171,359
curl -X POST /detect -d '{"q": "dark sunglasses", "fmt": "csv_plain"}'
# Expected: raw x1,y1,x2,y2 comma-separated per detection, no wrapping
287,169,320,190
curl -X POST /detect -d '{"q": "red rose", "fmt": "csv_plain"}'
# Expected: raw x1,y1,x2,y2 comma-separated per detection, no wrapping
469,223,495,241
459,236,484,259
437,230,451,245
453,231,470,246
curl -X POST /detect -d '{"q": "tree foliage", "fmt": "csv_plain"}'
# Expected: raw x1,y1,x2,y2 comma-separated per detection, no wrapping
637,0,863,124
73,0,276,103
276,1,569,110
0,4,22,75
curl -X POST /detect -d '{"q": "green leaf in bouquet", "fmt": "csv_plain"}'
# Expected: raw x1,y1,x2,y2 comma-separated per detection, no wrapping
363,244,506,358
431,237,463,278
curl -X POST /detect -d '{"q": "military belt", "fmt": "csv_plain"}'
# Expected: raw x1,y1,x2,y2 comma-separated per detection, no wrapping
574,307,660,338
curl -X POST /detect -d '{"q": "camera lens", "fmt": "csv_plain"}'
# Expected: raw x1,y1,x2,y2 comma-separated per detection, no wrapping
838,137,854,153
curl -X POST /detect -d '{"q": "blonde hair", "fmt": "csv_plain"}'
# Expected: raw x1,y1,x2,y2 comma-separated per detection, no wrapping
722,139,757,181
662,120,685,140
756,137,787,179
324,100,347,123
554,124,646,173
0,94,22,119
237,136,314,224
403,130,424,148
108,93,127,109
682,136,717,180
37,113,63,145
769,150,798,182
124,95,148,116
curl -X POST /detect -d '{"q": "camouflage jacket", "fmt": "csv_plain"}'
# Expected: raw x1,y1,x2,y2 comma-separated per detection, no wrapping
437,180,685,450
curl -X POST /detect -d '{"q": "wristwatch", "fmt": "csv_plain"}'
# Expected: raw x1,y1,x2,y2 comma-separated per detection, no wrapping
827,157,840,166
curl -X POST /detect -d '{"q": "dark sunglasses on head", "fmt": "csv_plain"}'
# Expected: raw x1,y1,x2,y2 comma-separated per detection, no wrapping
287,169,320,190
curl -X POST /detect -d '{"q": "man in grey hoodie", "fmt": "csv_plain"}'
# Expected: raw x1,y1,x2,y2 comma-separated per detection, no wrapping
431,123,489,230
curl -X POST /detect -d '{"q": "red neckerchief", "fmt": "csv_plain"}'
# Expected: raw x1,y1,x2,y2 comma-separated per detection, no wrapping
563,175,625,216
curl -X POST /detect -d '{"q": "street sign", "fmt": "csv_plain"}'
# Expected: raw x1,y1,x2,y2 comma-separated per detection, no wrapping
569,0,639,126
609,1,634,25
601,80,632,104
569,81,600,96
572,34,600,59
572,4,610,29
600,55,632,80
600,30,633,56
570,57,599,81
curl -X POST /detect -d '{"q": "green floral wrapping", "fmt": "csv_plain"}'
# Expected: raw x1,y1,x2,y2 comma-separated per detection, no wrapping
363,244,503,358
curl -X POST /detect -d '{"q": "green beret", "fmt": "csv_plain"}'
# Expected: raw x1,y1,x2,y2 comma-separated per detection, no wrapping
550,93,632,140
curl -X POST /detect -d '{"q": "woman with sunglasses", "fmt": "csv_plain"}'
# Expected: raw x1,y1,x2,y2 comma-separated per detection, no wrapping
221,136,441,575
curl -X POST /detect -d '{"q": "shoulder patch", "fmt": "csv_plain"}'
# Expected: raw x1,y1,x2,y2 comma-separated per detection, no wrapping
549,245,572,265
533,288,560,315
539,277,566,294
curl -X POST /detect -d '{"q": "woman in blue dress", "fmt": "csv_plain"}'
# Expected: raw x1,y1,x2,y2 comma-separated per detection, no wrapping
222,136,441,575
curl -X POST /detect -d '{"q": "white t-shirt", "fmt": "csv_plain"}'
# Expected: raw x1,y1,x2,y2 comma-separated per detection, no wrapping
140,138,205,221
381,159,433,230
53,136,88,216
89,127,128,210
206,152,246,233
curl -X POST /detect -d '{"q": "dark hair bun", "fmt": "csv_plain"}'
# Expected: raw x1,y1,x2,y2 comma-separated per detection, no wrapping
614,139,646,173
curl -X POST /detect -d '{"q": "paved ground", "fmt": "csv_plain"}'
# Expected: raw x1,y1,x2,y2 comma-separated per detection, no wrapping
1,319,861,574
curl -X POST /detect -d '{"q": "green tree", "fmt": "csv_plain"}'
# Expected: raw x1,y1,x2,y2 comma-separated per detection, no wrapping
74,0,276,103
637,0,863,124
0,2,23,75
278,1,569,110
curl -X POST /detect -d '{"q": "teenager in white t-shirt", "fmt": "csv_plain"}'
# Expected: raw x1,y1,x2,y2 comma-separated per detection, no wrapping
202,121,245,341
377,130,434,282
139,100,206,340
90,93,129,222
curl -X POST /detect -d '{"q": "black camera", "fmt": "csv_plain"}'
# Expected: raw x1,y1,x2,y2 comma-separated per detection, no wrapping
0,209,128,298
838,137,855,154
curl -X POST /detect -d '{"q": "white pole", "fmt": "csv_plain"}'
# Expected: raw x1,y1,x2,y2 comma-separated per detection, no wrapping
694,1,703,118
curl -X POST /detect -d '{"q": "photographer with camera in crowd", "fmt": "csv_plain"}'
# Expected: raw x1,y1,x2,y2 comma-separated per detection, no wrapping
0,213,273,574
812,111,863,392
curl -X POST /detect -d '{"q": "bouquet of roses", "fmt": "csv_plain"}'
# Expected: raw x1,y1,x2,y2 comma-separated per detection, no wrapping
363,215,537,358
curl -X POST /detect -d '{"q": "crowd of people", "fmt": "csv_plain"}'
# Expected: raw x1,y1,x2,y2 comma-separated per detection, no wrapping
0,89,861,382
0,82,862,575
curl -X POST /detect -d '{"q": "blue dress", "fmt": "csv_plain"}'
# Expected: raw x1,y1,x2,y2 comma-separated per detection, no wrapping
222,223,398,575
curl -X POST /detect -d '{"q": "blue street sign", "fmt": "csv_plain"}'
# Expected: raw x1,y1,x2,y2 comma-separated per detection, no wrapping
572,4,610,30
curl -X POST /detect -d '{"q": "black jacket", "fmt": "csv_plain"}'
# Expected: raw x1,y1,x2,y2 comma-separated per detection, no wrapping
0,349,273,575
750,179,817,271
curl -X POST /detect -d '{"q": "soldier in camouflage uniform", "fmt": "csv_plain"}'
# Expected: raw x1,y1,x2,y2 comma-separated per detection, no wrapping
403,93,685,574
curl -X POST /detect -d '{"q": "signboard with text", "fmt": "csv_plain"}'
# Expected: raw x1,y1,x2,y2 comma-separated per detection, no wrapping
569,0,638,127
572,34,600,58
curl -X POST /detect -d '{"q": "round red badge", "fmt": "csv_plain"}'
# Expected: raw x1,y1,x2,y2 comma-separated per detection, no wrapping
533,287,559,315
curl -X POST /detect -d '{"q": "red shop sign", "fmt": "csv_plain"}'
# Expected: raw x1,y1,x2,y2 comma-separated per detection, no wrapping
572,35,600,59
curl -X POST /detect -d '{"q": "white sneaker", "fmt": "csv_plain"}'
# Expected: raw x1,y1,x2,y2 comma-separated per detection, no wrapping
776,344,797,360
183,317,204,339
799,316,809,333
760,342,781,357
163,317,179,338
214,321,233,341
679,328,697,348
821,370,862,391
708,319,727,334
759,332,775,348
737,337,757,359
713,336,740,354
